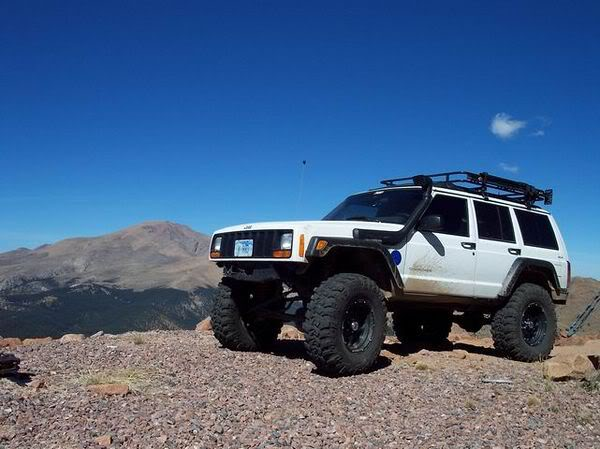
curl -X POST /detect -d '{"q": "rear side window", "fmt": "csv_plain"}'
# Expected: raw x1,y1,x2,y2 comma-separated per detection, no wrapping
474,201,515,243
514,210,559,250
423,194,469,237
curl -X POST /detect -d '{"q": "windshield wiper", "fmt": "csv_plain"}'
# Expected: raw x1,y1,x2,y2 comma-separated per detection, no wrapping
345,216,378,222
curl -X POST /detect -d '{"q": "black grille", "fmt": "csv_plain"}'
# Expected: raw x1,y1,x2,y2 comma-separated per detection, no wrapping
214,230,292,258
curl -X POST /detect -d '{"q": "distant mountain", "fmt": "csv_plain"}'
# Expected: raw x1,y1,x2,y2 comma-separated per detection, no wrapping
0,222,222,338
0,221,222,293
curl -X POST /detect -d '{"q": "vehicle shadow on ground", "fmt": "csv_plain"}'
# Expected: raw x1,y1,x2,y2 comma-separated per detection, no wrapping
269,337,502,377
382,340,500,358
270,339,392,377
1,372,34,386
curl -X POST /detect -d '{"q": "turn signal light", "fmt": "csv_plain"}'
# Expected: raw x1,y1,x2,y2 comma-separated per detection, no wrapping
210,251,221,258
299,234,305,257
316,240,328,251
272,249,292,258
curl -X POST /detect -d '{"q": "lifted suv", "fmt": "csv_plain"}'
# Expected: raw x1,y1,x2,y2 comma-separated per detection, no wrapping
209,171,570,375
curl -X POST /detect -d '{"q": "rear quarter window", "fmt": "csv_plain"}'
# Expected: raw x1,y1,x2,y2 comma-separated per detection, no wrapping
514,209,558,250
474,201,515,243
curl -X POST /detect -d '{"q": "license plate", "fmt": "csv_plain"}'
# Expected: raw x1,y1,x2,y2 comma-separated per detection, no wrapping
234,239,253,257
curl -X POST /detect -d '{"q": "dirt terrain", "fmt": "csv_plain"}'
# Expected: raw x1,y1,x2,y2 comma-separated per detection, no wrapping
1,331,598,449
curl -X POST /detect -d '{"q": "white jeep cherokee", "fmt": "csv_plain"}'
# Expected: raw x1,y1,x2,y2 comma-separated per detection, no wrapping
209,171,570,375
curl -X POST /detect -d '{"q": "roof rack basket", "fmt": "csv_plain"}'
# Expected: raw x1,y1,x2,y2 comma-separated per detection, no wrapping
380,171,552,207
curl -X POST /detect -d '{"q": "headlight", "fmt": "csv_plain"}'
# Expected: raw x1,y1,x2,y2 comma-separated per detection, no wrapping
280,233,293,250
212,236,222,252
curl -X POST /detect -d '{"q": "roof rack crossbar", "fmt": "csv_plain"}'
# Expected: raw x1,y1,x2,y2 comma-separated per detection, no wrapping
380,171,552,207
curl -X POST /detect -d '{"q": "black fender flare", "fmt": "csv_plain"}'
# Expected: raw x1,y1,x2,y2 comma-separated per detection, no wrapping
499,257,562,297
305,236,404,290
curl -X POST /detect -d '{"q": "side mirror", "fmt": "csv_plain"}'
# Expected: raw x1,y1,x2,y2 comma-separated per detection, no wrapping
419,214,444,232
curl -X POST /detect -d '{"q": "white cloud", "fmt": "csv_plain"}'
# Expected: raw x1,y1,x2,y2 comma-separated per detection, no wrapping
490,113,527,139
531,130,545,137
499,162,519,174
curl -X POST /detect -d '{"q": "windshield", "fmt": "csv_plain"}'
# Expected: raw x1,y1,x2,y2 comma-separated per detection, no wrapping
323,188,423,224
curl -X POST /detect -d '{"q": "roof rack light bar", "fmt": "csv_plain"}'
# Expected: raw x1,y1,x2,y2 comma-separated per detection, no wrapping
380,171,552,207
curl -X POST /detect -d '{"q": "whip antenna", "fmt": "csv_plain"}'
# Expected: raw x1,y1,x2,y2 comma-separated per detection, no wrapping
296,160,307,216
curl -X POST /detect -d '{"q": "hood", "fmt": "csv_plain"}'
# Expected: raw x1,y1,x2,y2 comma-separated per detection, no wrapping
214,220,403,239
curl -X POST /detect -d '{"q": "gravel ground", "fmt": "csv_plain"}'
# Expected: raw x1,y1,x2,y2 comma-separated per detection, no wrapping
1,331,598,449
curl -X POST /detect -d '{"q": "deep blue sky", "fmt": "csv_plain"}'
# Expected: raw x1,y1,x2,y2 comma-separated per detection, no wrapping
1,1,599,277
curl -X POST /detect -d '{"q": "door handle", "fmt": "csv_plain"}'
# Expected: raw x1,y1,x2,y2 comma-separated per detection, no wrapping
508,248,521,255
461,242,476,250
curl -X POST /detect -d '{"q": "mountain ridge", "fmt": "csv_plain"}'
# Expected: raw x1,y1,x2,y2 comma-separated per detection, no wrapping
0,221,222,293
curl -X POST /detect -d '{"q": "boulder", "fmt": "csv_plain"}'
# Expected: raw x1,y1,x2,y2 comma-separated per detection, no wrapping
22,337,53,346
88,383,130,396
0,338,22,348
90,331,104,338
195,318,212,332
450,349,469,360
278,325,303,340
543,354,596,381
60,334,85,343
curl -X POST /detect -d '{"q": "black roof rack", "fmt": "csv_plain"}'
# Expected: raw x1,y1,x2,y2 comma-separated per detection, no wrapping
379,171,552,207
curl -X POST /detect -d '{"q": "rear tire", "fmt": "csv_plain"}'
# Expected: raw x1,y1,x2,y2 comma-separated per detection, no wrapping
491,283,556,362
304,273,387,375
212,283,282,351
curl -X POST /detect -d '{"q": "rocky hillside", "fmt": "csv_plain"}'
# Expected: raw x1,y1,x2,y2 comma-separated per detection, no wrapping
0,222,222,338
558,277,600,335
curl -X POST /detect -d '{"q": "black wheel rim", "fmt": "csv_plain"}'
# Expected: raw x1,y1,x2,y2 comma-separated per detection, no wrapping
521,302,548,347
342,298,374,353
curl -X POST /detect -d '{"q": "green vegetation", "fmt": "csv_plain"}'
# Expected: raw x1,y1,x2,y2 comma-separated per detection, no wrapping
0,285,215,338
79,368,153,392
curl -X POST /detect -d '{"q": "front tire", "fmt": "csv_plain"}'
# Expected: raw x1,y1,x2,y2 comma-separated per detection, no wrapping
304,273,387,375
491,283,557,362
212,283,282,351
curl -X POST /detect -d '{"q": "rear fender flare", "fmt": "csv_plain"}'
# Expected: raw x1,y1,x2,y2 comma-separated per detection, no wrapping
499,258,561,297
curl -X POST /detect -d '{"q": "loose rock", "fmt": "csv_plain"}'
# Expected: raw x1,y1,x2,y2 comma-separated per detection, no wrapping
60,334,85,343
279,324,303,340
29,379,46,390
450,349,469,360
94,434,112,446
195,317,212,332
22,337,53,346
88,383,129,396
0,338,22,348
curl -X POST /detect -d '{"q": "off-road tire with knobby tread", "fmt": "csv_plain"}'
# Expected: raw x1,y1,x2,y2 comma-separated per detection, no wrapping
212,283,282,352
304,273,387,375
392,310,452,343
491,282,556,362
